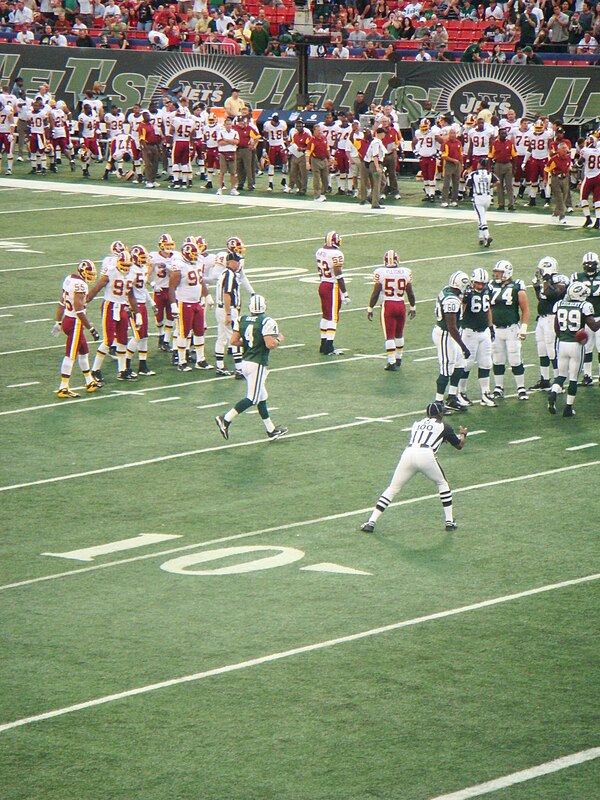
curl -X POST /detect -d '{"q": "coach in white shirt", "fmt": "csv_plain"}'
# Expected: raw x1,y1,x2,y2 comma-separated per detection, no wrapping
363,127,387,209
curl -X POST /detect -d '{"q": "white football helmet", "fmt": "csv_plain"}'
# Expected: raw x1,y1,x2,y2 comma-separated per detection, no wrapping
383,249,399,268
537,256,558,277
471,268,489,286
493,260,513,281
567,282,590,302
582,251,599,276
325,231,342,248
449,271,470,294
249,294,266,314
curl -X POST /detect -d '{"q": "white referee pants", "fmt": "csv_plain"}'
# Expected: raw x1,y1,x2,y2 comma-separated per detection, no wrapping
387,448,450,496
214,305,238,353
473,195,491,241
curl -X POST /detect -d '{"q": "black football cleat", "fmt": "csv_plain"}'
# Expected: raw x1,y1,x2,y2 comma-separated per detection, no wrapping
138,364,156,376
445,396,464,411
529,378,551,391
360,521,375,532
215,368,233,377
91,369,105,387
583,217,593,228
215,415,230,440
384,363,397,371
548,391,557,415
234,370,244,380
267,425,288,440
562,405,575,417
580,375,593,386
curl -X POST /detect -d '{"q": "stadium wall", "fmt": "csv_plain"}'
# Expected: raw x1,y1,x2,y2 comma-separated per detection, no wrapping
1,45,599,125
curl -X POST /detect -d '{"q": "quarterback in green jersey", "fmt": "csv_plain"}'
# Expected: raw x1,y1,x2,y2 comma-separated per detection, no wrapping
548,282,599,417
530,255,568,391
215,295,288,441
569,251,600,386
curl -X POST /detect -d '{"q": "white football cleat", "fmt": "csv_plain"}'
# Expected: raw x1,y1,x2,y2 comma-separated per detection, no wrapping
480,393,497,407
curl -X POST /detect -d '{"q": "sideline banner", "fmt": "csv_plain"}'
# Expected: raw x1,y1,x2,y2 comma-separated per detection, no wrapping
1,45,598,125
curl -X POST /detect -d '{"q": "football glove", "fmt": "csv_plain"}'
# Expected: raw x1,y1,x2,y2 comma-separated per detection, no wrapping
518,324,528,340
51,322,61,337
205,294,214,308
170,302,179,317
89,326,100,341
135,313,143,327
408,306,416,320
342,292,351,305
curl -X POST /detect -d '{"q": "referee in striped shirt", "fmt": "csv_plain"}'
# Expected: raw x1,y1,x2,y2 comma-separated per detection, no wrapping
466,158,498,248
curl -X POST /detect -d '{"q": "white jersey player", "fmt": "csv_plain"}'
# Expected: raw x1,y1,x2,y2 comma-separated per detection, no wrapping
367,250,416,368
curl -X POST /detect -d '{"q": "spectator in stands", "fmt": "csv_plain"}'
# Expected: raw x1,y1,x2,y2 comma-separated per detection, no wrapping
436,44,453,60
568,12,584,52
517,4,538,47
460,36,486,61
51,29,69,45
578,31,598,51
250,20,269,54
433,23,448,47
194,10,210,33
547,4,569,51
415,44,432,60
78,0,94,27
533,20,549,49
398,16,415,39
103,0,122,30
117,30,131,48
40,23,55,44
98,33,111,47
215,6,234,34
164,19,182,50
523,44,543,62
0,0,11,32
284,42,296,56
510,45,527,63
460,0,478,21
10,0,34,25
413,17,432,43
136,0,153,31
54,10,72,33
489,42,506,62
363,40,380,57
383,42,400,59
349,21,367,46
39,0,54,21
75,25,95,45
72,16,87,32
484,20,503,41
332,40,350,58
16,23,35,43
485,1,504,22
149,27,169,48
256,8,270,33
580,1,594,33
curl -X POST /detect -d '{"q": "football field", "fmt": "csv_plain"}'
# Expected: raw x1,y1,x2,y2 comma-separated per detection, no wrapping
1,180,599,800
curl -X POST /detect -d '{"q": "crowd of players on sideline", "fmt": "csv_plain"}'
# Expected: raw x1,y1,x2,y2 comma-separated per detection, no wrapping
1,81,599,224
55,224,600,425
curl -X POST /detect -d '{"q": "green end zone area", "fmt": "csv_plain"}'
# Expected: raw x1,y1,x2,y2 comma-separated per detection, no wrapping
1,185,599,800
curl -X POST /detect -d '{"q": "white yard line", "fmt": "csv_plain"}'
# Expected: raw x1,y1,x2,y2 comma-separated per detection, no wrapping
467,430,487,436
0,570,597,733
413,356,439,362
0,354,377,416
565,443,597,451
1,459,598,594
0,200,159,215
509,436,542,445
427,747,600,800
148,397,180,404
15,210,314,242
196,401,228,410
0,313,14,318
7,381,40,388
23,318,51,324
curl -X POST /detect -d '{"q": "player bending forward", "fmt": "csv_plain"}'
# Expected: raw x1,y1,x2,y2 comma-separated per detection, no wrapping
215,294,287,441
360,401,467,533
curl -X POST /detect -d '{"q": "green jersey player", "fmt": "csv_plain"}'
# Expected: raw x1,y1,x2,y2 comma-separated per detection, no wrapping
548,282,599,417
488,259,530,400
432,272,471,412
530,256,568,390
569,251,600,385
215,295,287,440
458,268,497,407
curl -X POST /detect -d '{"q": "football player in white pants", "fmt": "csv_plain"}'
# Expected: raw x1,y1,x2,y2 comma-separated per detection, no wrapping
458,268,497,407
432,271,472,411
548,282,599,417
570,251,600,385
360,401,467,533
466,158,497,248
489,260,530,401
530,256,568,390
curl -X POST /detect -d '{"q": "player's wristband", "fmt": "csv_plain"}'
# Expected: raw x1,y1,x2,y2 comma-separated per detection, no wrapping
409,306,416,312
367,307,373,314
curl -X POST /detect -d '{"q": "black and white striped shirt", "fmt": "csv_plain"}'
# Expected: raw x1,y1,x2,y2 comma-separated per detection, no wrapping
407,417,460,454
217,267,240,308
467,169,496,198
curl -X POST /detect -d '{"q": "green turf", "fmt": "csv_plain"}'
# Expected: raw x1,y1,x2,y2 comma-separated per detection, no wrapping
0,178,599,800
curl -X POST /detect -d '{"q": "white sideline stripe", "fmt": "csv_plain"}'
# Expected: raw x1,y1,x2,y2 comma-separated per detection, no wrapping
0,572,597,733
297,412,329,420
427,747,600,800
0,177,559,225
0,200,158,215
24,318,51,324
0,354,376,416
1,460,598,593
148,396,180,404
15,210,313,241
566,443,597,451
196,401,227,410
7,381,40,388
509,436,541,444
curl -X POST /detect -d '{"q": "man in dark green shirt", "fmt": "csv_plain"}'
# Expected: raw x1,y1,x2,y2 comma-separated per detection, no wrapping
250,22,270,55
215,294,287,440
460,37,485,62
